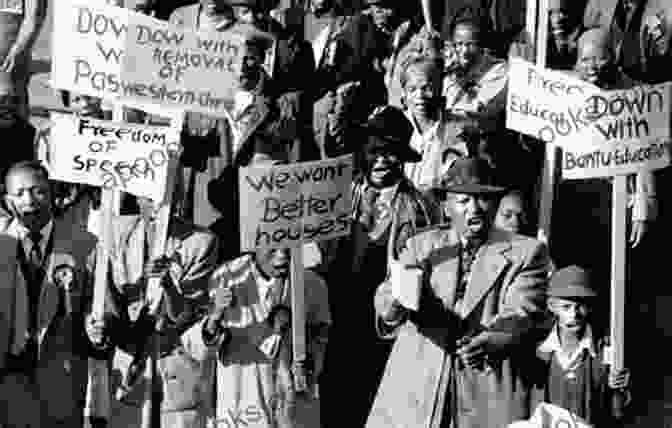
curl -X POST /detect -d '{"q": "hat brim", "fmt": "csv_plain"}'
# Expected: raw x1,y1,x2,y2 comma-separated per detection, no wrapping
548,285,598,299
364,133,422,163
435,183,508,194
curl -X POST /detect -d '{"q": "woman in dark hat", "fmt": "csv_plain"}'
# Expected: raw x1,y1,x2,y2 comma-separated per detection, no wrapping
320,105,439,428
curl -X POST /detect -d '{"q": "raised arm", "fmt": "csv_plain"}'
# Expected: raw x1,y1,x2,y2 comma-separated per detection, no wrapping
1,0,47,71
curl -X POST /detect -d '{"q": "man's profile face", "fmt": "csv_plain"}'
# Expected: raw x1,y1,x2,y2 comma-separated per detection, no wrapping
5,167,53,232
452,23,482,69
235,46,264,90
576,41,613,86
549,8,571,37
447,193,497,240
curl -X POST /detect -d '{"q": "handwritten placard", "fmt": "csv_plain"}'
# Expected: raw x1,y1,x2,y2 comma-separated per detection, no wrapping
52,0,245,117
562,83,672,179
507,58,672,178
47,113,181,201
239,155,353,251
121,12,245,117
52,0,128,100
506,57,597,144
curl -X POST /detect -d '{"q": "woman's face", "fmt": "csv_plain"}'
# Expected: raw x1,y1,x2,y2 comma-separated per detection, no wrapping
495,194,528,234
403,65,441,119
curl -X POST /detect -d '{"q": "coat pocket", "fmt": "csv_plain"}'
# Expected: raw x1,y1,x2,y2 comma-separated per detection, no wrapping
159,348,205,412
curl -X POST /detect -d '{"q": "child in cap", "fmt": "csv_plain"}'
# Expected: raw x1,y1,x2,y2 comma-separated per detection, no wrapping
531,266,631,427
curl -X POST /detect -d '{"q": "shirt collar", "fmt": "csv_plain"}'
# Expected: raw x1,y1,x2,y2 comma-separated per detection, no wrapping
10,218,53,242
407,110,443,139
539,323,597,359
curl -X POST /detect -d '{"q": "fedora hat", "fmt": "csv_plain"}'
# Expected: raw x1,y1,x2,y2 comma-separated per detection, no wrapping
548,265,598,299
434,157,506,194
361,106,421,163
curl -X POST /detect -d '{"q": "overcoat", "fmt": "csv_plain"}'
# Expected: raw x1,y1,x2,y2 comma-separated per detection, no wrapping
366,227,551,428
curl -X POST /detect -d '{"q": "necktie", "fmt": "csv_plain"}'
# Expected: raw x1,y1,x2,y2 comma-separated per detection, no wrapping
455,239,481,304
27,231,43,280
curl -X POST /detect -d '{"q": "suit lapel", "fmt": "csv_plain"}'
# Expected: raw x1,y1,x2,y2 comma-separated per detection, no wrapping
423,229,460,309
459,233,512,318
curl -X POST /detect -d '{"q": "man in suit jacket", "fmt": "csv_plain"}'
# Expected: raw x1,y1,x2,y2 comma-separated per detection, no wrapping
0,161,108,428
105,195,220,428
367,157,551,428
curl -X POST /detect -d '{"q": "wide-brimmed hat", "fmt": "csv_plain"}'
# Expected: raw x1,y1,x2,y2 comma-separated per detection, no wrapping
548,265,598,299
361,106,421,163
434,157,506,194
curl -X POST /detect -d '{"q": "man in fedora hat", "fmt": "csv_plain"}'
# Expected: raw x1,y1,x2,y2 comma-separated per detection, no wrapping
319,105,438,428
367,156,552,428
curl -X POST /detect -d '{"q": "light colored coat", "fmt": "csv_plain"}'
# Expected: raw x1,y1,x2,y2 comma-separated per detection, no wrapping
367,227,551,428
0,216,98,428
107,215,219,428
191,254,331,428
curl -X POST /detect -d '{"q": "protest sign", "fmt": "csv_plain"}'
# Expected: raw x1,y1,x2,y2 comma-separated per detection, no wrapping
507,59,672,179
46,113,180,201
507,57,598,145
52,0,128,100
561,82,672,179
121,12,245,117
239,155,353,251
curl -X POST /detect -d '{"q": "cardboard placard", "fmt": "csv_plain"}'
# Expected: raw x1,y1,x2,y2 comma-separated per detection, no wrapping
47,113,180,201
239,155,353,251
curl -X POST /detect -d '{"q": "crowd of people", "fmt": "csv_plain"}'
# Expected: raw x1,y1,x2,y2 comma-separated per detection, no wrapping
0,0,671,427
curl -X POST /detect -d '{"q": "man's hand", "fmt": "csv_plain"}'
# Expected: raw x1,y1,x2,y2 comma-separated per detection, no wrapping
270,306,291,334
630,220,648,248
144,256,172,279
456,334,488,370
456,331,510,370
85,313,110,348
609,368,631,390
0,49,19,73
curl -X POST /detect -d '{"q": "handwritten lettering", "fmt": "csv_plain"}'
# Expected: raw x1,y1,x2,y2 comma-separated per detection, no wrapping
255,213,351,247
245,161,350,192
135,24,184,46
526,66,586,97
76,7,127,39
563,142,670,172
72,59,231,111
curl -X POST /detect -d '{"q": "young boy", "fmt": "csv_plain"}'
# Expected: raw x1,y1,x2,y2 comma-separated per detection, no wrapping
531,266,631,427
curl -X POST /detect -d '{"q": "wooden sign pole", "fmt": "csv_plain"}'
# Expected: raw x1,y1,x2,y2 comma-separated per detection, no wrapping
85,188,117,428
290,246,308,393
535,0,559,246
141,150,180,428
610,175,627,370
